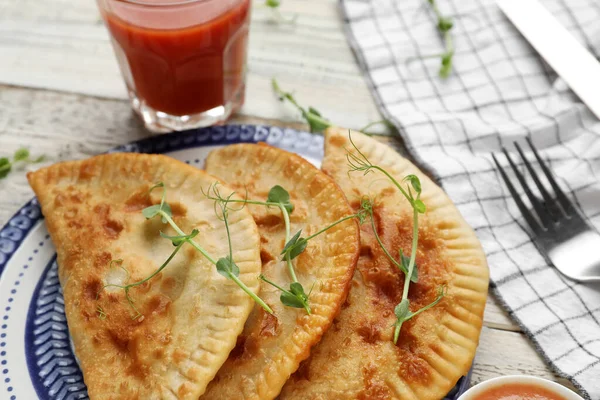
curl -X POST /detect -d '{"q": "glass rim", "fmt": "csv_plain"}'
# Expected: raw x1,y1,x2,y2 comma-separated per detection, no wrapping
113,0,221,7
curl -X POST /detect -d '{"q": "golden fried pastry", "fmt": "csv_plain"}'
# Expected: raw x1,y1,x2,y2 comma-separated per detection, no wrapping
203,143,360,400
280,129,489,400
28,153,262,400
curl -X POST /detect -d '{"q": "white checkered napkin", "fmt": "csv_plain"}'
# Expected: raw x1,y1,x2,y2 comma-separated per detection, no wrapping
340,0,600,398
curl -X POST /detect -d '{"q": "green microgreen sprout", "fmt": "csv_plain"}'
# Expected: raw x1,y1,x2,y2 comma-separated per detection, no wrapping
274,204,367,313
272,79,395,135
203,182,366,315
359,197,418,283
147,182,273,314
347,134,426,213
141,182,172,223
347,132,446,344
99,182,273,319
259,275,316,315
203,182,297,280
0,148,46,179
210,188,273,312
203,182,311,312
394,285,446,333
96,305,107,320
426,0,455,78
272,78,331,134
280,208,368,261
261,0,297,24
101,242,188,321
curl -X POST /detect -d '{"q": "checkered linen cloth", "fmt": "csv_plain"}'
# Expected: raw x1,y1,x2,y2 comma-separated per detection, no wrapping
340,0,600,398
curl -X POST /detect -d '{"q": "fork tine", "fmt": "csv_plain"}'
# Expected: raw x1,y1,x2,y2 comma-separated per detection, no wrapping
526,137,575,215
502,148,554,229
514,142,563,220
492,153,543,233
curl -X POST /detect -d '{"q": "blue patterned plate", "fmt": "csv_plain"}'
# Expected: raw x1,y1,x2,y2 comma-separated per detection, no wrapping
0,125,471,400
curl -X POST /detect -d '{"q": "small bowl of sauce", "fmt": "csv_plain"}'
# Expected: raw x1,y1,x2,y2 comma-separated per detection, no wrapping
459,376,583,400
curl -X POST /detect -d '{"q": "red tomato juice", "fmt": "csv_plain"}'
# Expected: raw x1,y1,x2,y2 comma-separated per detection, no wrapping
102,0,250,116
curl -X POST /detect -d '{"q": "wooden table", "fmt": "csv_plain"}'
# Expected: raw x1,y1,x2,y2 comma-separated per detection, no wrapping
0,0,572,392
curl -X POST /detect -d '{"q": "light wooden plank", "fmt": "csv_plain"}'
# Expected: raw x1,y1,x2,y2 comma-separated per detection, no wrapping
484,293,519,331
473,327,577,392
0,0,383,130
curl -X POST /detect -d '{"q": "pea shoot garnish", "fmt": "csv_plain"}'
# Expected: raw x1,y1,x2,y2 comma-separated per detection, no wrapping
203,183,297,279
280,210,368,261
347,133,446,344
260,274,316,314
359,197,418,283
203,182,312,313
275,207,367,314
272,79,395,135
99,182,273,320
101,233,196,321
0,148,45,179
203,182,366,315
272,79,331,134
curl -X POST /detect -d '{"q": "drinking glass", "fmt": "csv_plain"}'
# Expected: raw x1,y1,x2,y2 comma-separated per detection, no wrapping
96,0,250,132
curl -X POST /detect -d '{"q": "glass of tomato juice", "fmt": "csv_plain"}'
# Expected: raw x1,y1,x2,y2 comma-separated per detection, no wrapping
96,0,250,132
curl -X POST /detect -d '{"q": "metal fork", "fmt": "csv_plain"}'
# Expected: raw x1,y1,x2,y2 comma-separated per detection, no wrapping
493,138,600,282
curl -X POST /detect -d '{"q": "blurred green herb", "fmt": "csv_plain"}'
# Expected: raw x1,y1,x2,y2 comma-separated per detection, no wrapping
427,0,454,78
262,0,297,24
272,79,395,135
0,148,45,179
272,79,332,133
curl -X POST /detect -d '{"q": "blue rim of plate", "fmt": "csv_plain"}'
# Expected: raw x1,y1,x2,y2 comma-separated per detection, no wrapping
0,124,472,400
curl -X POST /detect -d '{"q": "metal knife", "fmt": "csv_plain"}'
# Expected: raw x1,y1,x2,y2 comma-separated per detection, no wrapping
497,0,600,120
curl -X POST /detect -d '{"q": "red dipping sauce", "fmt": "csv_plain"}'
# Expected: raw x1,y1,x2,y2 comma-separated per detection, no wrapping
474,383,568,400
97,0,250,129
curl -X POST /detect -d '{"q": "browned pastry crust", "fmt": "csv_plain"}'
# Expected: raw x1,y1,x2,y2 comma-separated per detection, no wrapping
28,153,262,400
279,128,489,400
203,143,360,400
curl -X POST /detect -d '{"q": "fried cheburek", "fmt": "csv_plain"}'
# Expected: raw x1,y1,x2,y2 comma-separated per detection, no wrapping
280,129,489,400
28,153,263,400
203,144,360,400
